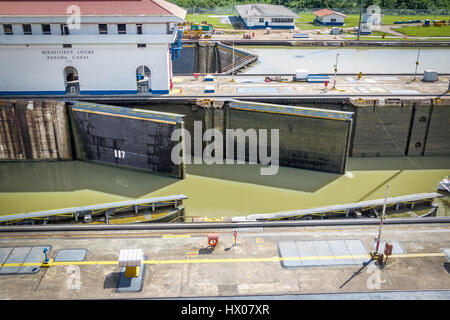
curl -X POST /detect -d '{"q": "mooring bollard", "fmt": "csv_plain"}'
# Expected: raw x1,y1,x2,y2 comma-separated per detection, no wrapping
384,242,393,265
41,248,53,267
208,233,219,247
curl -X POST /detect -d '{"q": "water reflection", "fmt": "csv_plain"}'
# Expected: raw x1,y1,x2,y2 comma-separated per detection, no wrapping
0,157,448,217
0,161,178,198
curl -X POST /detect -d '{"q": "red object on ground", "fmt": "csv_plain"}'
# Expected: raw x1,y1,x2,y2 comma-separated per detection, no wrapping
194,73,199,79
384,243,393,256
325,80,329,87
208,233,219,247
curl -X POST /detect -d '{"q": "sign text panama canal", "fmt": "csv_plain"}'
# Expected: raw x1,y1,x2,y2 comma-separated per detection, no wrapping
41,49,95,61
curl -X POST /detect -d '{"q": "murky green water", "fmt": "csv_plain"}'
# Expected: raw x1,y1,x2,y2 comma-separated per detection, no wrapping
240,47,450,74
0,157,448,218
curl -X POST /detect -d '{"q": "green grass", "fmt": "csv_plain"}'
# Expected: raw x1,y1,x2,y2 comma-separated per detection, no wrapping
381,15,450,25
395,25,450,37
296,13,450,29
185,14,235,29
185,13,450,35
344,36,450,41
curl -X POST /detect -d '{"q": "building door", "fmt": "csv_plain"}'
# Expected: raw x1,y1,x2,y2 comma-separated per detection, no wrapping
136,66,151,94
63,66,79,95
265,21,269,27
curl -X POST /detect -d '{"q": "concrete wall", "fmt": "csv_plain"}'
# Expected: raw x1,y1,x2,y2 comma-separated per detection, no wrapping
423,102,450,156
350,103,412,157
0,99,72,160
0,43,171,94
172,44,197,74
172,42,256,75
350,99,450,157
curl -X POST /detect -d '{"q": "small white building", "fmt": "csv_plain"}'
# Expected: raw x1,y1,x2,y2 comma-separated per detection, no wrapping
0,0,186,96
313,9,347,26
235,4,298,30
362,5,382,29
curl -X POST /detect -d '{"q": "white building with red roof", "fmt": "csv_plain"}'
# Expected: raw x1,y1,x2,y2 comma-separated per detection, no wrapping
0,0,186,95
313,9,347,26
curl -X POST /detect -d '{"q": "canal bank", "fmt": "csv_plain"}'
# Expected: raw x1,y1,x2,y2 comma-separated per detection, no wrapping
0,222,450,299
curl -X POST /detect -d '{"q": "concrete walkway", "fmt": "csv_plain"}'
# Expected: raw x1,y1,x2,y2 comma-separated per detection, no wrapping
170,75,449,98
0,222,449,299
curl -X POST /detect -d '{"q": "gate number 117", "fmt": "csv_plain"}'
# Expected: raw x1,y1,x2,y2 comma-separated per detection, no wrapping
114,149,125,159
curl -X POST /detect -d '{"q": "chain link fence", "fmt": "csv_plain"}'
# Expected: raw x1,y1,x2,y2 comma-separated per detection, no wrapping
185,6,450,16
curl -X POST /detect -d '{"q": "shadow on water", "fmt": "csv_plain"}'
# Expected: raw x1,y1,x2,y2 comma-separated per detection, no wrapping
347,156,450,171
186,161,340,193
1,156,448,200
0,161,179,198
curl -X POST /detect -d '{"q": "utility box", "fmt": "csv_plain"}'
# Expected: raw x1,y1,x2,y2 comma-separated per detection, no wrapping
201,24,213,32
294,69,309,81
423,70,438,82
330,27,340,35
205,85,215,93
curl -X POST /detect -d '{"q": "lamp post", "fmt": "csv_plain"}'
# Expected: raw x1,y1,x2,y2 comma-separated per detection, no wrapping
374,184,390,257
333,53,340,90
231,38,235,82
413,49,421,81
357,0,364,40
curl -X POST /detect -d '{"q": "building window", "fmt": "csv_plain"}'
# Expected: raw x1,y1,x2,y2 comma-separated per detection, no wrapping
63,44,72,48
98,24,108,34
137,44,146,48
259,18,264,23
3,24,13,35
61,24,70,35
331,18,337,22
118,24,127,34
136,24,143,34
23,24,32,35
272,18,293,23
42,24,51,35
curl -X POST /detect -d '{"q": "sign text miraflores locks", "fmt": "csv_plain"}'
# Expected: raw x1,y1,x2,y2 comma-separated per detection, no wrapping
42,49,95,61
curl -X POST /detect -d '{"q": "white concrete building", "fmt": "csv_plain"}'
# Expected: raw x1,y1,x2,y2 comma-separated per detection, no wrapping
235,4,298,30
313,9,347,26
0,0,186,96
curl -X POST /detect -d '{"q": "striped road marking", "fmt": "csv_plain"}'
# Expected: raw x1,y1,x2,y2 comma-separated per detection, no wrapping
0,252,445,268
